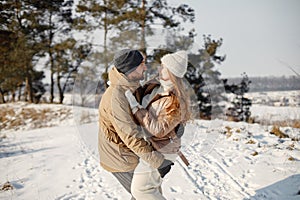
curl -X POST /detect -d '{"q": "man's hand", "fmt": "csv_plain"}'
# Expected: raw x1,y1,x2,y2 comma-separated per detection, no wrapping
125,90,141,113
175,124,185,138
158,159,174,178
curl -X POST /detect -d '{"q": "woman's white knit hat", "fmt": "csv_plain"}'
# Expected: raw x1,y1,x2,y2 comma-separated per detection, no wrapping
161,50,188,78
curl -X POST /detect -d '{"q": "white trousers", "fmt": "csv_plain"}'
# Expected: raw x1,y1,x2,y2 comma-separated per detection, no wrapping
131,154,177,200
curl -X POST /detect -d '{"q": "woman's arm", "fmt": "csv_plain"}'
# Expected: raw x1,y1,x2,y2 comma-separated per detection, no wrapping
125,89,182,138
134,94,181,138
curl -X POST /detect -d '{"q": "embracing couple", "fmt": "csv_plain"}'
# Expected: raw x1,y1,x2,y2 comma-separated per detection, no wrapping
98,49,191,200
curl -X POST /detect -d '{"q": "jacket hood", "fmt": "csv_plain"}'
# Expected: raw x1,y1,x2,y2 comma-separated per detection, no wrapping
109,67,140,89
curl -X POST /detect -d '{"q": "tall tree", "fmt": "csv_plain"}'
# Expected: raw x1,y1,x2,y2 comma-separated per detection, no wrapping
117,0,195,54
75,0,123,88
0,30,20,103
186,35,226,119
41,0,73,103
224,73,252,122
0,0,49,103
150,33,226,119
146,29,196,77
72,65,99,107
52,39,91,103
75,0,195,87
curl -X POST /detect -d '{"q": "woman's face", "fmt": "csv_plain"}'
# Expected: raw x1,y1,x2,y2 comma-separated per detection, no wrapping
159,64,170,81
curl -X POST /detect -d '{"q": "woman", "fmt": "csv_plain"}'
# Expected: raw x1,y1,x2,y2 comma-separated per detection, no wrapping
125,50,191,200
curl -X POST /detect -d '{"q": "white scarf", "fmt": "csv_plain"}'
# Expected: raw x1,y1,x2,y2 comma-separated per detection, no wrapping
141,79,174,108
159,79,173,92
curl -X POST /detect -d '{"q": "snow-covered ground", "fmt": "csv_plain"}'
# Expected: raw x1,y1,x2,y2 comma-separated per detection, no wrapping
246,90,300,107
0,91,300,200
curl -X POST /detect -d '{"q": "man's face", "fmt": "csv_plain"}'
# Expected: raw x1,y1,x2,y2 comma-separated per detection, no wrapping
127,60,147,81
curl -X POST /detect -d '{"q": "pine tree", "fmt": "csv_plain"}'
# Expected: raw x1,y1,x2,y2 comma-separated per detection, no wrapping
145,29,196,77
0,30,20,103
53,39,91,103
75,0,194,88
0,0,59,103
75,0,123,88
186,35,226,119
42,0,74,103
223,73,252,122
117,0,195,54
146,33,226,119
72,65,99,107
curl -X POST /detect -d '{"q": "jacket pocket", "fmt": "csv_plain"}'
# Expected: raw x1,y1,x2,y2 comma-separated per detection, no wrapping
119,146,139,164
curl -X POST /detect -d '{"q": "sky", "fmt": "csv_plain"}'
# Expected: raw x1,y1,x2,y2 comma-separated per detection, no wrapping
175,0,300,78
74,0,300,78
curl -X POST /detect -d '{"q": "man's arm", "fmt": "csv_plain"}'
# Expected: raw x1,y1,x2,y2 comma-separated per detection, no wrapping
110,90,164,169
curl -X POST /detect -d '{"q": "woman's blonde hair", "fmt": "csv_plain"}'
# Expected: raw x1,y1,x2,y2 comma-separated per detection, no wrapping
167,69,191,123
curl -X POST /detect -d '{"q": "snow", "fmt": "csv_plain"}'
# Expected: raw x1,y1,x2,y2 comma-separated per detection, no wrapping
246,90,300,107
1,91,300,200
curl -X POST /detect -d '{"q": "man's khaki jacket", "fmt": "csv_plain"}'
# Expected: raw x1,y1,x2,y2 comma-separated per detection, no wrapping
98,67,164,172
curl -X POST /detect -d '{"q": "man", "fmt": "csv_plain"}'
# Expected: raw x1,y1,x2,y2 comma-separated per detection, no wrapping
98,49,173,199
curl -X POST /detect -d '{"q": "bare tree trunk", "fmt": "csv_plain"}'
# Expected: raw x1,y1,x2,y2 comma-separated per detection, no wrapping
140,0,146,55
18,85,22,101
49,13,55,103
57,68,64,104
50,66,54,103
25,75,33,103
11,90,15,102
0,88,5,103
103,0,109,89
